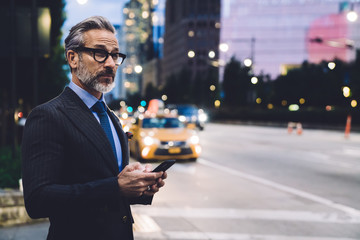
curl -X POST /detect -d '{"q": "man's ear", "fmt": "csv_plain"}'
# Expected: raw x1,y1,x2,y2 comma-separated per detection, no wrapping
67,50,79,70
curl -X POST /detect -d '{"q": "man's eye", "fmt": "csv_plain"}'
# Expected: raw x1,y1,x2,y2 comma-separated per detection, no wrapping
95,51,107,58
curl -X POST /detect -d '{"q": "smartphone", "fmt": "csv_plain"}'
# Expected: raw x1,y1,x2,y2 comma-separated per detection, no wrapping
152,160,176,172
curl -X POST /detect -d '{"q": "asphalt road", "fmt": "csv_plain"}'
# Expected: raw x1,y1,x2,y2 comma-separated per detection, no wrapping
1,123,360,240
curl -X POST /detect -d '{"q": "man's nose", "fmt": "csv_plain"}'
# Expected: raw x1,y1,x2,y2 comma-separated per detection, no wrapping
104,55,116,68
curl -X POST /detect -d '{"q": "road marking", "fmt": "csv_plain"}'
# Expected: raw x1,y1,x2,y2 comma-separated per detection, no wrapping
343,147,360,157
132,214,161,233
304,152,357,169
163,231,359,240
132,207,360,223
134,231,359,240
198,158,360,217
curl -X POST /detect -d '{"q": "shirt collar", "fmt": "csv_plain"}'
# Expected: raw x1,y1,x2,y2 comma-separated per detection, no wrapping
68,81,105,109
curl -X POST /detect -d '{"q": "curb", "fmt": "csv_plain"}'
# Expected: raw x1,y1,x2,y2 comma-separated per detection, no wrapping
0,190,46,227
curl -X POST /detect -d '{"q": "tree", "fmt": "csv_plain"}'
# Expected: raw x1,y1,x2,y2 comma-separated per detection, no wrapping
192,66,220,107
250,72,271,107
271,59,353,108
222,56,251,106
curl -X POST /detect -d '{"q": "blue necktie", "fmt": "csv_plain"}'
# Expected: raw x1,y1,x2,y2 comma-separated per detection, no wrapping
91,101,117,162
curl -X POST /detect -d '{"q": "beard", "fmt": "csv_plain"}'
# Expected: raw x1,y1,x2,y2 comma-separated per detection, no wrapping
75,59,116,93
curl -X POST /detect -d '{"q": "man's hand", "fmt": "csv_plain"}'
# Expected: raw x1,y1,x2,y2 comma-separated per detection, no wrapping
117,162,164,197
143,164,167,196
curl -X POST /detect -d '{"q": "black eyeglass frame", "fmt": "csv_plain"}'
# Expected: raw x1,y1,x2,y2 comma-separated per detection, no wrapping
75,46,127,66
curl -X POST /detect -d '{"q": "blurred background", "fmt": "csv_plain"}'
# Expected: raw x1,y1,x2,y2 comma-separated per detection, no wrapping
2,1,360,151
1,1,360,239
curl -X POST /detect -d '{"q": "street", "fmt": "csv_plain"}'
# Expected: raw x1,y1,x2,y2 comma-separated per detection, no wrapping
1,123,360,239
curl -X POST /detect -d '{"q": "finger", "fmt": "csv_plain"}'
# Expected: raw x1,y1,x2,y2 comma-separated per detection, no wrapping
118,165,132,177
139,186,150,193
141,185,157,196
161,171,168,179
157,179,165,188
142,179,158,188
142,172,163,181
133,163,145,171
144,164,152,173
125,162,141,172
147,184,159,193
143,191,155,197
154,171,163,179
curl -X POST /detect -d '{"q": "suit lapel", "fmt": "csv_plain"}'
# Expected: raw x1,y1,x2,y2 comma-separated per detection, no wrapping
59,88,119,175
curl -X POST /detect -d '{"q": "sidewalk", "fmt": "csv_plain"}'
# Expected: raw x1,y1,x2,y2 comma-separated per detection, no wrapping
0,221,49,240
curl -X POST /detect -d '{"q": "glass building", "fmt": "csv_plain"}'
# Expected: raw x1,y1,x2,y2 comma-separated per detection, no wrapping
220,0,360,80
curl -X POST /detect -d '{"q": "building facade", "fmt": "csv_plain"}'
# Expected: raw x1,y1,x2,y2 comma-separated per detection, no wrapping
162,0,221,84
122,0,167,97
122,0,153,95
141,0,165,96
220,0,360,80
307,10,360,64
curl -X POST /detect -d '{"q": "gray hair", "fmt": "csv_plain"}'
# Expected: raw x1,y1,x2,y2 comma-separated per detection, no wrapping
64,16,115,60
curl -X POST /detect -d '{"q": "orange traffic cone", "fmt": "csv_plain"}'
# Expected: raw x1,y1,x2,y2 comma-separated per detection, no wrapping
345,115,351,139
296,123,303,135
287,122,293,134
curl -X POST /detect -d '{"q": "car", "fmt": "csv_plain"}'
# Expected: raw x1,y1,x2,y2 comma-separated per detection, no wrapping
168,104,208,130
128,114,201,162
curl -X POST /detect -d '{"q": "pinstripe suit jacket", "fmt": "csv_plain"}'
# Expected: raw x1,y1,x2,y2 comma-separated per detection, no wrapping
22,87,151,240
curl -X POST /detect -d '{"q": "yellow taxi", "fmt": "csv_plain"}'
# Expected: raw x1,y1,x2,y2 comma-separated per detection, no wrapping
128,114,201,162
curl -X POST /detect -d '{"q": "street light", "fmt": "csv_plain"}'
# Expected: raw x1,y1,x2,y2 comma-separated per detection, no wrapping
244,58,252,67
347,2,358,22
347,10,358,22
134,65,143,74
188,50,195,58
251,77,258,84
124,81,131,88
208,51,215,59
219,43,229,52
351,99,357,107
343,86,351,98
328,62,336,70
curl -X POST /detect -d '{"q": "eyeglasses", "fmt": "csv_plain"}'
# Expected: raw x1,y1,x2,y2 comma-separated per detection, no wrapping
76,47,126,66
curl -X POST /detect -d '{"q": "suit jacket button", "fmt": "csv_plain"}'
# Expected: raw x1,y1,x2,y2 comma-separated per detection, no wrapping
122,216,127,223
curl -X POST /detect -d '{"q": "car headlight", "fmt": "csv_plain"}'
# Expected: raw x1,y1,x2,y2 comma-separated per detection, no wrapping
189,135,200,145
178,115,186,122
143,136,155,146
198,113,208,122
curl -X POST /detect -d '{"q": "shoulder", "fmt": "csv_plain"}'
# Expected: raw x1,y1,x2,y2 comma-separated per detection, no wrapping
27,88,72,123
30,95,63,117
29,87,78,114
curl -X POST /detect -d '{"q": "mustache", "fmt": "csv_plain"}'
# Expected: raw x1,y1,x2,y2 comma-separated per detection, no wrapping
97,68,115,78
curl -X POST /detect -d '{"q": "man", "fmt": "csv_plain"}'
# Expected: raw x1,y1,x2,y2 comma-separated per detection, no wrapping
22,16,167,240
